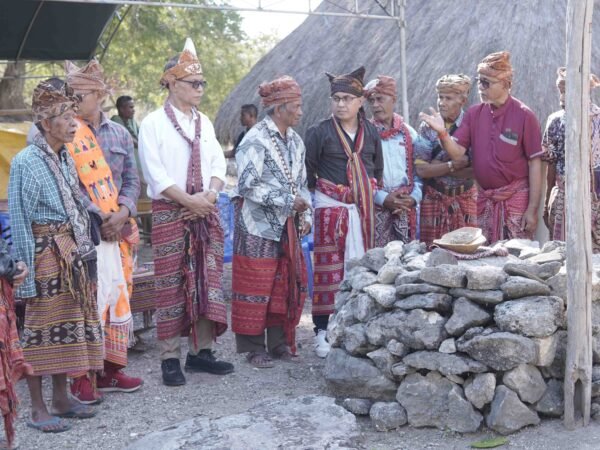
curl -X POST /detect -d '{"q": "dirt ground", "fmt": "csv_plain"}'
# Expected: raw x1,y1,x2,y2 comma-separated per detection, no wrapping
11,258,600,450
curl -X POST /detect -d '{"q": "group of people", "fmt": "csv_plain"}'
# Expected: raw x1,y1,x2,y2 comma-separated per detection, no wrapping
0,36,595,447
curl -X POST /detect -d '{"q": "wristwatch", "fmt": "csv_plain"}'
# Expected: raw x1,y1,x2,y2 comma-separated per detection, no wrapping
447,161,455,173
208,188,219,203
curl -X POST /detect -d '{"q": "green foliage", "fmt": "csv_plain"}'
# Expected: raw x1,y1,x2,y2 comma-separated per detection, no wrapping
470,436,509,448
102,3,250,120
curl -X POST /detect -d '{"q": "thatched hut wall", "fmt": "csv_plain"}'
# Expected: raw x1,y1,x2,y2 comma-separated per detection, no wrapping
214,0,600,145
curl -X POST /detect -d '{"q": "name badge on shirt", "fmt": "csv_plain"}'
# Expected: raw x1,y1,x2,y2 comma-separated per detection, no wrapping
500,128,518,146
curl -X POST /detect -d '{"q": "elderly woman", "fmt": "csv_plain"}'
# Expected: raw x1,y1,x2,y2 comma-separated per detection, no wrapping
8,79,103,433
0,243,30,449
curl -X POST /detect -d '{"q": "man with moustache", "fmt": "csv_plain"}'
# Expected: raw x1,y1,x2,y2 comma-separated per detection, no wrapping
305,66,383,358
420,51,543,243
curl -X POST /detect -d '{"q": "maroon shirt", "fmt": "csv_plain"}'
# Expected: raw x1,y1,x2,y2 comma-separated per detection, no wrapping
453,96,543,190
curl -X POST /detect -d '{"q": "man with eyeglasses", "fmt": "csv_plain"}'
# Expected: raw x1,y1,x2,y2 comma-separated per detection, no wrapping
415,74,477,247
420,51,543,244
364,75,423,246
305,66,383,358
138,38,232,386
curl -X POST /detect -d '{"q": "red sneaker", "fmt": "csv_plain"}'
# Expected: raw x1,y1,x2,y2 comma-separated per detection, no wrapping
71,376,104,405
97,369,143,393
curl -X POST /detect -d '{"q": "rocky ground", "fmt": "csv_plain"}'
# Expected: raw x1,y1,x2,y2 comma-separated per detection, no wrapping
9,255,600,449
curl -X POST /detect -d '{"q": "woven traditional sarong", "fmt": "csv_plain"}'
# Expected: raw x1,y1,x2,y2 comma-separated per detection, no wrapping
231,199,307,353
0,279,32,448
548,176,600,251
419,185,478,247
477,178,530,244
313,177,376,315
24,223,103,376
374,185,417,247
152,200,227,341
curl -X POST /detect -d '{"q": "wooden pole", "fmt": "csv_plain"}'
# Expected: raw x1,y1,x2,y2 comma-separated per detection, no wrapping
564,0,594,429
397,0,409,120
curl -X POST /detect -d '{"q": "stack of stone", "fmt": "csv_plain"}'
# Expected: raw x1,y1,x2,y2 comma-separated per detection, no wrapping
325,239,598,434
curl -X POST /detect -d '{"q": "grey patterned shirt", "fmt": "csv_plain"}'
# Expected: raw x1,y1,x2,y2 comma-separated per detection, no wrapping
234,115,312,242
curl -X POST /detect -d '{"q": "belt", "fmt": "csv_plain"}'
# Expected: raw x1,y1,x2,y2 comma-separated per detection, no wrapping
428,179,474,197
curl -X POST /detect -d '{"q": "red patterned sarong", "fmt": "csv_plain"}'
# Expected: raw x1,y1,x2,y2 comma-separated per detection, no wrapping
152,200,227,341
477,178,530,244
0,279,32,448
313,177,376,316
231,200,307,353
420,185,478,247
374,186,417,247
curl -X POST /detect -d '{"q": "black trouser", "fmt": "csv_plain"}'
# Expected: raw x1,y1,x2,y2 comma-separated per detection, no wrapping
312,314,329,334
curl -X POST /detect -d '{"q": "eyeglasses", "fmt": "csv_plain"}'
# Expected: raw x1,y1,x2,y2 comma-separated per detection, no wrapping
178,79,208,89
475,76,500,90
330,95,358,105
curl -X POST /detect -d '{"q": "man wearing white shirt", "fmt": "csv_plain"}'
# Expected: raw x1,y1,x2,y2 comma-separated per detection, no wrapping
138,38,233,386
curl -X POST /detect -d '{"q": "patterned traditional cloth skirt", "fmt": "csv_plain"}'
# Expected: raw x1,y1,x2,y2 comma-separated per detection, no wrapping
477,178,531,244
374,205,415,247
0,279,32,448
419,185,478,247
548,176,600,252
23,223,103,376
151,200,227,341
231,199,306,351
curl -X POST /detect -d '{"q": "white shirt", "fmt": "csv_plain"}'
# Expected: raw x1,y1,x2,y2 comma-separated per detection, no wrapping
138,105,226,199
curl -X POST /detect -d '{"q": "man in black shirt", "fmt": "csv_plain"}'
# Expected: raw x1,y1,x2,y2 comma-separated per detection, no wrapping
305,66,383,358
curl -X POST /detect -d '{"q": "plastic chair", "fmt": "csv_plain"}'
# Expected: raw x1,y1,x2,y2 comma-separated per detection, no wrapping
0,212,11,245
302,239,314,299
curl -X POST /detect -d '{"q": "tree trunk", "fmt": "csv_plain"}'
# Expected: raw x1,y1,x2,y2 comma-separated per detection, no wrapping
564,0,594,430
0,62,28,121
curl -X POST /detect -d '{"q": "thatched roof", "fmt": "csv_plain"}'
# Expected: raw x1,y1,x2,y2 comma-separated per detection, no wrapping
214,0,600,145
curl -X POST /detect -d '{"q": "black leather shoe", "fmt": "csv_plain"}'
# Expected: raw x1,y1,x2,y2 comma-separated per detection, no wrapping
161,358,186,386
185,350,234,375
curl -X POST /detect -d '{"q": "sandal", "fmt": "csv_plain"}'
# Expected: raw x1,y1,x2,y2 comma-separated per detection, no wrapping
246,351,275,369
26,416,72,433
270,344,293,361
52,403,96,419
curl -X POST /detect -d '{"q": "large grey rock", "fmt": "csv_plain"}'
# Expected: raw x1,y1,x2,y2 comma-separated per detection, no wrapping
366,348,396,379
447,387,483,433
345,257,364,272
426,248,458,267
127,395,358,450
350,271,378,291
420,264,467,288
520,247,541,259
384,240,405,260
540,330,568,379
363,284,397,308
500,276,551,299
466,266,508,290
535,379,564,418
361,247,387,272
386,339,408,357
394,293,453,313
439,338,457,354
377,255,404,284
343,324,374,356
325,349,397,400
402,351,488,376
503,262,545,283
395,283,448,297
369,402,408,431
334,291,353,310
494,296,564,338
486,386,541,435
541,240,564,254
458,332,537,371
547,269,566,300
396,371,454,429
366,309,447,350
528,249,565,265
458,254,522,269
464,373,496,410
449,288,504,306
445,297,492,336
391,362,416,379
354,293,385,323
402,240,427,256
327,300,356,347
533,333,559,367
395,271,422,286
502,364,546,404
539,261,563,279
342,398,372,416
405,254,428,271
